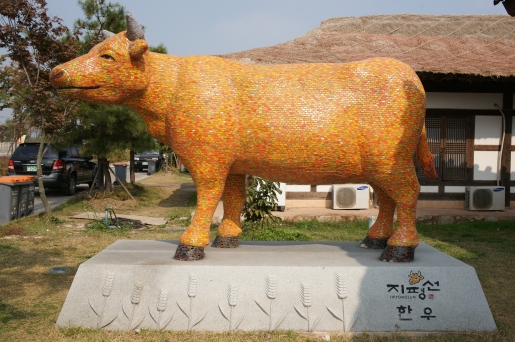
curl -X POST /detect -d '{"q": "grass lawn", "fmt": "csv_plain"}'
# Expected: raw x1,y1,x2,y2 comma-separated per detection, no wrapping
0,171,514,341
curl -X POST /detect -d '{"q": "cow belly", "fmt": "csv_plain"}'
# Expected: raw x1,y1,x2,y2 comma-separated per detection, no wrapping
230,147,362,184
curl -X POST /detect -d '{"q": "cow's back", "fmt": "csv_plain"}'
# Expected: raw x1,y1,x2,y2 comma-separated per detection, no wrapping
225,57,425,183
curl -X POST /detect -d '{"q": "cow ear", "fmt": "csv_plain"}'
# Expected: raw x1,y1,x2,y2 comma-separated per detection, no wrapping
129,39,148,60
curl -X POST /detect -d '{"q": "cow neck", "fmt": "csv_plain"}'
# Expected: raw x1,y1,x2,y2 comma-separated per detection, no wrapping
124,53,180,115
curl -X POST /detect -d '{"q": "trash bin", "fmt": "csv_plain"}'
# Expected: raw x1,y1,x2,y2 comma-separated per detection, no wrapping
17,183,30,218
26,183,35,216
0,176,35,223
147,159,156,175
113,162,127,184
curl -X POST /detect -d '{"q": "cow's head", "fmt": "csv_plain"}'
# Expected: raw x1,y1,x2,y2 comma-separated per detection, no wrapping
50,13,150,104
408,271,424,285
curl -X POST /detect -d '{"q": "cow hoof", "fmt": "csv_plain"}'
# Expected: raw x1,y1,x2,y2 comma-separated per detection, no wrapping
174,243,205,261
379,245,415,262
211,236,239,248
360,236,388,249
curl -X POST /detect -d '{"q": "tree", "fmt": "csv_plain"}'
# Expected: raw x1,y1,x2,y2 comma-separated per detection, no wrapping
0,124,7,142
0,0,80,216
63,0,167,189
0,57,41,149
74,0,126,53
61,103,157,188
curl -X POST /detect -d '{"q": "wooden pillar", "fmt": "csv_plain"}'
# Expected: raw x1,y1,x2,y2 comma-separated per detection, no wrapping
501,93,513,207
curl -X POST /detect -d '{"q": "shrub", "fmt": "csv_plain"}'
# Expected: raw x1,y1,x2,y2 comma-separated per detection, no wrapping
243,176,282,228
0,157,8,176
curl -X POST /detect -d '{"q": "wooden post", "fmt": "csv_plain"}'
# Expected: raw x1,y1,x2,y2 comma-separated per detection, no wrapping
501,93,513,207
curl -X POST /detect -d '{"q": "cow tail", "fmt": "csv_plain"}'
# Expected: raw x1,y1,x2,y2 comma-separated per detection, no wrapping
416,123,438,179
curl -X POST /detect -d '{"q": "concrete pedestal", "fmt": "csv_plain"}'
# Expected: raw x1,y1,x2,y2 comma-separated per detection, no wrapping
56,240,496,332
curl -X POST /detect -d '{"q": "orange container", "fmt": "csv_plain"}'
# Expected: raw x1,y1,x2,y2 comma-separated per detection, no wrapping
0,176,36,183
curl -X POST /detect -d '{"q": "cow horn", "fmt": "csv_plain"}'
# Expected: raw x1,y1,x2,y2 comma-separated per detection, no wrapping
100,30,115,40
126,13,145,41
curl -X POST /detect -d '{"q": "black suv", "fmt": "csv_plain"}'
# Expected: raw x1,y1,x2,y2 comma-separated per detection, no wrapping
8,143,97,195
134,150,163,172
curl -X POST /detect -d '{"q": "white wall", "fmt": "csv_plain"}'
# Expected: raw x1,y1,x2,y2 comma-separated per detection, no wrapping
474,151,499,181
316,185,332,192
445,186,465,193
285,185,311,192
426,92,502,109
475,116,502,145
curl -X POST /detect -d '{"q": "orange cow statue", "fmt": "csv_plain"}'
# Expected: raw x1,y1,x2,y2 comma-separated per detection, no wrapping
50,14,437,262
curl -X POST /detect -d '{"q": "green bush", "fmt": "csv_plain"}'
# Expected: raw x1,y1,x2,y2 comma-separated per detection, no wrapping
242,176,282,228
0,157,8,176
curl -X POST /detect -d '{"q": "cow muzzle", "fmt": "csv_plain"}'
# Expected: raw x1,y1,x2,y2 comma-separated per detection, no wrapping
49,67,72,89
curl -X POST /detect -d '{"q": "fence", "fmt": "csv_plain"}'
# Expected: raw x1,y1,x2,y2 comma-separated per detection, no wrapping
0,141,17,157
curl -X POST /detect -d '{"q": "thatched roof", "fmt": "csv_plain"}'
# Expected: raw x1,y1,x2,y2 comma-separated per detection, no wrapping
219,14,515,80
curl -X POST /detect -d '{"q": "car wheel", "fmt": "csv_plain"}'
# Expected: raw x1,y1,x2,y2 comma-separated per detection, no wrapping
63,174,77,196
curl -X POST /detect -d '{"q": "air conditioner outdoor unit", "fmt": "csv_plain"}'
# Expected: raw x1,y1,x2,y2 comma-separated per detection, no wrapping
465,186,505,211
333,184,370,210
275,182,286,212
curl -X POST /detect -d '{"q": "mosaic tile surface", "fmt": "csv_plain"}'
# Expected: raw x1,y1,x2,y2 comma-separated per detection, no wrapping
50,15,437,261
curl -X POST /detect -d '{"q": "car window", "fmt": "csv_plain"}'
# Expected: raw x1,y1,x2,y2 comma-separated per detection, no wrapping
59,147,80,158
140,150,159,154
12,144,58,159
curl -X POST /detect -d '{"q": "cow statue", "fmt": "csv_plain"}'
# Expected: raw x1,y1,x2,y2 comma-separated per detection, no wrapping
50,14,437,262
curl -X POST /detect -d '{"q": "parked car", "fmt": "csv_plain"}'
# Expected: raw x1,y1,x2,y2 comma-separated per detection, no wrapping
134,150,163,172
8,143,97,195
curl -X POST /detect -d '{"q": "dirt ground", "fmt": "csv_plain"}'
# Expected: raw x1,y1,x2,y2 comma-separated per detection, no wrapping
60,171,197,224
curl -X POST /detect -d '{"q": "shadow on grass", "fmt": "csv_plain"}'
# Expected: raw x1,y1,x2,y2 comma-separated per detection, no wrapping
417,220,515,259
0,241,78,325
240,219,370,242
0,299,36,325
157,183,197,208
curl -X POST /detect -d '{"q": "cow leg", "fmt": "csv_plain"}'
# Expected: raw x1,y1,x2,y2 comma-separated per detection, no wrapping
174,168,228,261
377,172,420,262
360,185,395,249
212,174,246,248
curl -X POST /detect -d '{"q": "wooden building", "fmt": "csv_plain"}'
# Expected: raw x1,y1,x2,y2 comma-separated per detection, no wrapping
220,14,515,209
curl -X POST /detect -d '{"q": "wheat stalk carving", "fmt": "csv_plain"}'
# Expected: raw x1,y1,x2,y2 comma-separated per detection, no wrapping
89,272,119,329
254,275,287,331
266,276,277,299
294,282,321,332
102,272,115,297
148,289,174,331
187,274,197,298
157,289,168,312
122,282,145,330
177,274,207,330
219,283,244,330
131,283,143,304
326,273,348,331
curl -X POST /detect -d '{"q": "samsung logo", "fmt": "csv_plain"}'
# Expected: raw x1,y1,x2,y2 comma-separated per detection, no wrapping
357,186,369,190
493,188,505,192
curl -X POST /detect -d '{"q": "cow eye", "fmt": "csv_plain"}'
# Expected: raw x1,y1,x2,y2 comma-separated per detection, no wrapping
100,54,115,61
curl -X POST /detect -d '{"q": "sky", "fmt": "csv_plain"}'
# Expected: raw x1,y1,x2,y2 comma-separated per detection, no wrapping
0,0,510,123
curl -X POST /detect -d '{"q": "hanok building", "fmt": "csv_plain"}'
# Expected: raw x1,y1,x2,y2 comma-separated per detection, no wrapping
220,14,515,211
